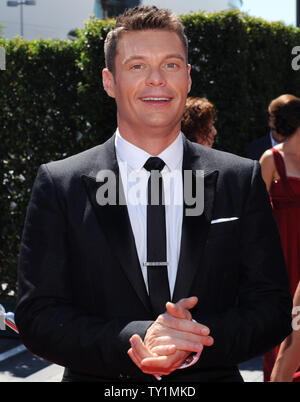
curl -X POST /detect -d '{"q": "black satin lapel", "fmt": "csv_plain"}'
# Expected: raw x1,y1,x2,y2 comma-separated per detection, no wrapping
172,170,219,303
82,174,152,313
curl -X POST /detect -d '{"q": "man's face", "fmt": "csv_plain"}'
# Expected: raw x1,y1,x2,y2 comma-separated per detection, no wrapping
268,115,285,143
103,30,191,135
271,130,285,144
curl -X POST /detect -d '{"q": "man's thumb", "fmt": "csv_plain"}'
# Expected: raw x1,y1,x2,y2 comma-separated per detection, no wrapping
166,297,198,319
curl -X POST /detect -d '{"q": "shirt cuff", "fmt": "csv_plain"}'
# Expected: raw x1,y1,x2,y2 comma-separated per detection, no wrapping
178,351,201,369
154,351,201,381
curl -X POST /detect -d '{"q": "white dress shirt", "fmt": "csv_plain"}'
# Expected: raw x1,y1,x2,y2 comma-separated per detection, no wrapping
115,129,184,298
115,130,201,375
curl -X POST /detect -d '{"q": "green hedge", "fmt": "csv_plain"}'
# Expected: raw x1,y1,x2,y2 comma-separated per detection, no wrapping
1,11,300,298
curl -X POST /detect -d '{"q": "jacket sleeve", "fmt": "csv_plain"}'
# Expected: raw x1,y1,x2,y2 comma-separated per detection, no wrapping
194,161,293,368
15,164,153,379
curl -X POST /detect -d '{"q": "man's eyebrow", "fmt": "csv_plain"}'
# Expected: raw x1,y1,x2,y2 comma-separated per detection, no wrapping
165,54,186,62
122,55,146,65
122,54,186,65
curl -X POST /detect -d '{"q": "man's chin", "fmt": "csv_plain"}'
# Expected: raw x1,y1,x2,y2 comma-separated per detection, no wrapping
140,120,179,131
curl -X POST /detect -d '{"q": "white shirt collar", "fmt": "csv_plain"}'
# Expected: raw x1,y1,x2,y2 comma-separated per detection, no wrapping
115,128,183,172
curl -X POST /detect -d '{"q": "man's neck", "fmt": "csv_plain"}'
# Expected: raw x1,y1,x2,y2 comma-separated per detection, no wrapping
118,123,181,156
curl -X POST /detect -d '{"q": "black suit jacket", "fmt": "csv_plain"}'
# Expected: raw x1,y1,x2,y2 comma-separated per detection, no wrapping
15,135,292,382
247,134,272,161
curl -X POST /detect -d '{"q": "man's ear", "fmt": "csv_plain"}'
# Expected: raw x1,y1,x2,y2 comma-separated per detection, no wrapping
187,64,192,94
102,68,116,98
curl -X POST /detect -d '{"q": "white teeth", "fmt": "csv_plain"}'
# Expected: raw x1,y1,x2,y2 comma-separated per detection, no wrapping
141,97,170,101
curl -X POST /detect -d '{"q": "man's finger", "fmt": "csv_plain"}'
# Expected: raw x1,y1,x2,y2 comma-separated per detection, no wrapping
176,296,199,311
165,297,210,336
129,335,167,376
128,347,169,376
166,301,192,320
130,334,152,361
141,354,186,372
149,337,208,353
151,344,177,356
158,313,210,336
128,347,142,370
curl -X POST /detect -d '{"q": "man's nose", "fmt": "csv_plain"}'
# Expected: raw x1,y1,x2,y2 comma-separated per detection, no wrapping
145,67,166,86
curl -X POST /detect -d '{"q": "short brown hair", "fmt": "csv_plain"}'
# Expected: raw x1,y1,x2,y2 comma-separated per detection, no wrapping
104,6,188,75
181,97,216,143
268,94,300,137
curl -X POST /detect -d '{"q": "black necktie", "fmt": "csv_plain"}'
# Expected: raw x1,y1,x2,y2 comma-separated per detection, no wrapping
144,157,171,316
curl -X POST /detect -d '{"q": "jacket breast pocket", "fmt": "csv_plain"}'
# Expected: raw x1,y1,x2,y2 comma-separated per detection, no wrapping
204,222,241,311
207,219,240,242
205,220,241,279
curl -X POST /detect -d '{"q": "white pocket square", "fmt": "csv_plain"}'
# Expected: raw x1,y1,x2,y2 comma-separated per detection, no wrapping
211,217,239,224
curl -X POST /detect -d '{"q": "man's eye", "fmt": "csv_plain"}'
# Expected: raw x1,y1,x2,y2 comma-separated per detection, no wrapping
166,63,178,69
131,65,143,70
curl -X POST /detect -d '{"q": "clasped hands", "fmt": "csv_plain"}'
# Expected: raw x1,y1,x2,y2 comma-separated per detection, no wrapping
127,297,214,377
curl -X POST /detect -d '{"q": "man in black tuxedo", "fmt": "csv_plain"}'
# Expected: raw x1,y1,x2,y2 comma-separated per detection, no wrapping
15,6,292,382
247,129,284,160
247,102,285,160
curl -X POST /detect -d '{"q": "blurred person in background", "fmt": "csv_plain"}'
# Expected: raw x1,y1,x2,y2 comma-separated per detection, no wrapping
181,97,217,148
260,94,300,382
247,98,285,160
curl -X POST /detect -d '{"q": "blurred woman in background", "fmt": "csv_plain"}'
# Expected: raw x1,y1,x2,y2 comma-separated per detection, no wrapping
181,97,217,147
260,94,300,382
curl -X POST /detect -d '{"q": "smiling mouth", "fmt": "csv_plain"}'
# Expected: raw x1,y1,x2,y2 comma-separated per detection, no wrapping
140,97,173,103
